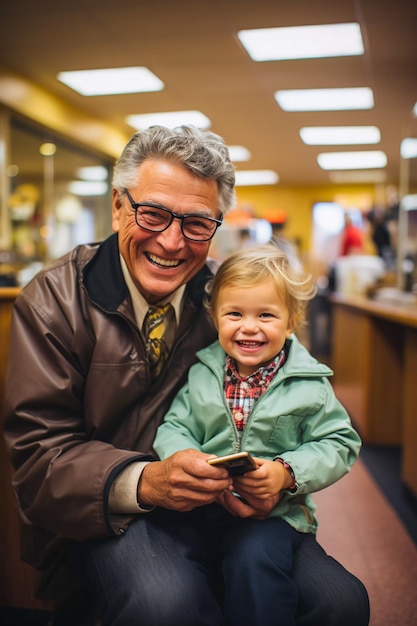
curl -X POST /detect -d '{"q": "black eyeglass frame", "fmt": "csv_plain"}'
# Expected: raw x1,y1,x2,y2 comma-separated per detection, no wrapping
125,189,223,242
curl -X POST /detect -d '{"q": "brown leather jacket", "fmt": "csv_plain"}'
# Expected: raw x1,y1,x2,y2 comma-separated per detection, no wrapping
3,233,217,602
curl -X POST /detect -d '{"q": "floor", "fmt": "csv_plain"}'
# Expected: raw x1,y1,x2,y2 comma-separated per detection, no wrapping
360,444,417,545
315,447,417,626
1,445,416,626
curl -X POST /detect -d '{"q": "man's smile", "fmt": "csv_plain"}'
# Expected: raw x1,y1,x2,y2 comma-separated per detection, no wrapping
146,252,183,268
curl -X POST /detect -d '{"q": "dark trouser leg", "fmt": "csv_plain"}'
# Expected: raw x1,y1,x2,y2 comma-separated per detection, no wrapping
293,534,370,626
78,509,223,626
217,514,303,626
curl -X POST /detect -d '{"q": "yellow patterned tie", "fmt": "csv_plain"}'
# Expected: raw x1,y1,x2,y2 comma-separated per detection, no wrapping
143,303,174,377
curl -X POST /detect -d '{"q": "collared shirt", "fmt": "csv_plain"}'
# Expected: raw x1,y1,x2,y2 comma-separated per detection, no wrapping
224,350,286,438
109,255,186,514
120,254,185,345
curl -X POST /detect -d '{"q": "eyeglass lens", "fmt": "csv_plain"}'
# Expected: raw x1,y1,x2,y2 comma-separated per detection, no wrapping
136,205,219,241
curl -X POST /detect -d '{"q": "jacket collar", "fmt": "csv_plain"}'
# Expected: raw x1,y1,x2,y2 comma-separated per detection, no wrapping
83,233,214,312
198,335,333,379
83,233,128,311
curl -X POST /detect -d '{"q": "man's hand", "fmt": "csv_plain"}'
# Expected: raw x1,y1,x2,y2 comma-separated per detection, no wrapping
137,449,232,511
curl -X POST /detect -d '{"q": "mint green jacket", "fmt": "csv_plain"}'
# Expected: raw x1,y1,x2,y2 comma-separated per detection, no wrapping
153,335,361,533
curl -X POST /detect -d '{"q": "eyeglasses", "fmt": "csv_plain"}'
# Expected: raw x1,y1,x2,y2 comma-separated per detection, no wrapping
125,189,223,242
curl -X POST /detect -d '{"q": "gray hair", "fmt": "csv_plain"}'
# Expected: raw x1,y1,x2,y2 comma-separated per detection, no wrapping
112,125,236,214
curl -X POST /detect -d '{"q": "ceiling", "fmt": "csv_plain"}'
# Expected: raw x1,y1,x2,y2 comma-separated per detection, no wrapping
1,0,417,188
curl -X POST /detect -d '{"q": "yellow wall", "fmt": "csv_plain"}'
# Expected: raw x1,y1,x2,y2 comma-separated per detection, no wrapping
235,183,379,255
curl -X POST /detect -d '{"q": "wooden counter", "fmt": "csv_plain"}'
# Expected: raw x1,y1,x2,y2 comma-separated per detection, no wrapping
0,287,49,609
0,287,21,401
330,293,417,498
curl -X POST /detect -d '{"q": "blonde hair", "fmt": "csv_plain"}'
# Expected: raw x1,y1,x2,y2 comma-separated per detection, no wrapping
206,245,316,329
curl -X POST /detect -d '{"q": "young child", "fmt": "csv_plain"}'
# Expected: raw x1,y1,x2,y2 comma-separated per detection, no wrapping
153,244,362,626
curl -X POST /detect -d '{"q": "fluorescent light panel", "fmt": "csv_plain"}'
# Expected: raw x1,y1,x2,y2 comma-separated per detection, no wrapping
300,126,380,145
68,181,108,196
228,146,251,162
238,23,364,61
76,166,108,181
235,170,279,186
400,138,417,159
317,151,387,170
275,87,374,111
58,67,164,96
126,111,211,130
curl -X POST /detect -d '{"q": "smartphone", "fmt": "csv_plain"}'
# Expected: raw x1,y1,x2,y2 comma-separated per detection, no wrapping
207,451,257,476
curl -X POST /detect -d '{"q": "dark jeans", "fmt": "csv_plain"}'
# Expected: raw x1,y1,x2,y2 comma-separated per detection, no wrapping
75,507,369,626
204,504,303,626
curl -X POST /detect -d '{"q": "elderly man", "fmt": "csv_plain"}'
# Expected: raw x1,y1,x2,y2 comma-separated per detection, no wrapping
4,125,369,626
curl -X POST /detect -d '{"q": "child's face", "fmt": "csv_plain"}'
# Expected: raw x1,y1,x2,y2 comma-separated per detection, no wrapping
213,278,294,377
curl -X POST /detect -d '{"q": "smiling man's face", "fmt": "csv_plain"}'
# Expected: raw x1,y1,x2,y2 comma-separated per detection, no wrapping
112,159,220,304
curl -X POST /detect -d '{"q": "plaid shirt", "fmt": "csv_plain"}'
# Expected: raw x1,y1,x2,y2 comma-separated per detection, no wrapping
224,349,287,437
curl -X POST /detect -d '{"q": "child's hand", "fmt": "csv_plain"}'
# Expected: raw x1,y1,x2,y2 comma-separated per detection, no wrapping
217,487,281,520
233,457,292,500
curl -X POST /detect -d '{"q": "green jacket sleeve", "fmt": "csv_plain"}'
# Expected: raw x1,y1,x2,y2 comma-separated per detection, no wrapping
280,379,362,494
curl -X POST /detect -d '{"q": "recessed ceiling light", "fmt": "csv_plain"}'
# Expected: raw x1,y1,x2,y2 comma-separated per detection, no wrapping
228,146,251,162
39,143,56,156
400,138,417,159
234,170,279,186
317,151,387,170
238,23,364,61
7,164,19,177
58,67,164,96
300,126,380,145
275,87,374,111
126,111,211,130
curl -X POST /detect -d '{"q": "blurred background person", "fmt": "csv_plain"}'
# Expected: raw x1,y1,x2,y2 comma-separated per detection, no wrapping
340,212,364,256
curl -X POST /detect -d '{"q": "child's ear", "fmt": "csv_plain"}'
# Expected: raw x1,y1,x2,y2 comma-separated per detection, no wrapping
286,317,296,337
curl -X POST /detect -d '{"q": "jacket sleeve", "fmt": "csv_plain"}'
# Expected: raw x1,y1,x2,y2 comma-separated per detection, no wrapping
153,381,205,458
3,290,147,541
281,379,362,494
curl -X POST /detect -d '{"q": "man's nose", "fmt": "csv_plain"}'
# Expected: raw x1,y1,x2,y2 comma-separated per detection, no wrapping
155,218,185,248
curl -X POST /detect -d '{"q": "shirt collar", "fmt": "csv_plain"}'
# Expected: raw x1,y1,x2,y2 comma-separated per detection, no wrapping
119,254,185,328
225,349,286,384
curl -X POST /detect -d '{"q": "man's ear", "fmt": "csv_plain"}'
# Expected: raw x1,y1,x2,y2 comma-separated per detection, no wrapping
111,188,122,232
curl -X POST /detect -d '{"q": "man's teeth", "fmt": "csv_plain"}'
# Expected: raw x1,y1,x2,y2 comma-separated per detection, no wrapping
148,253,180,267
